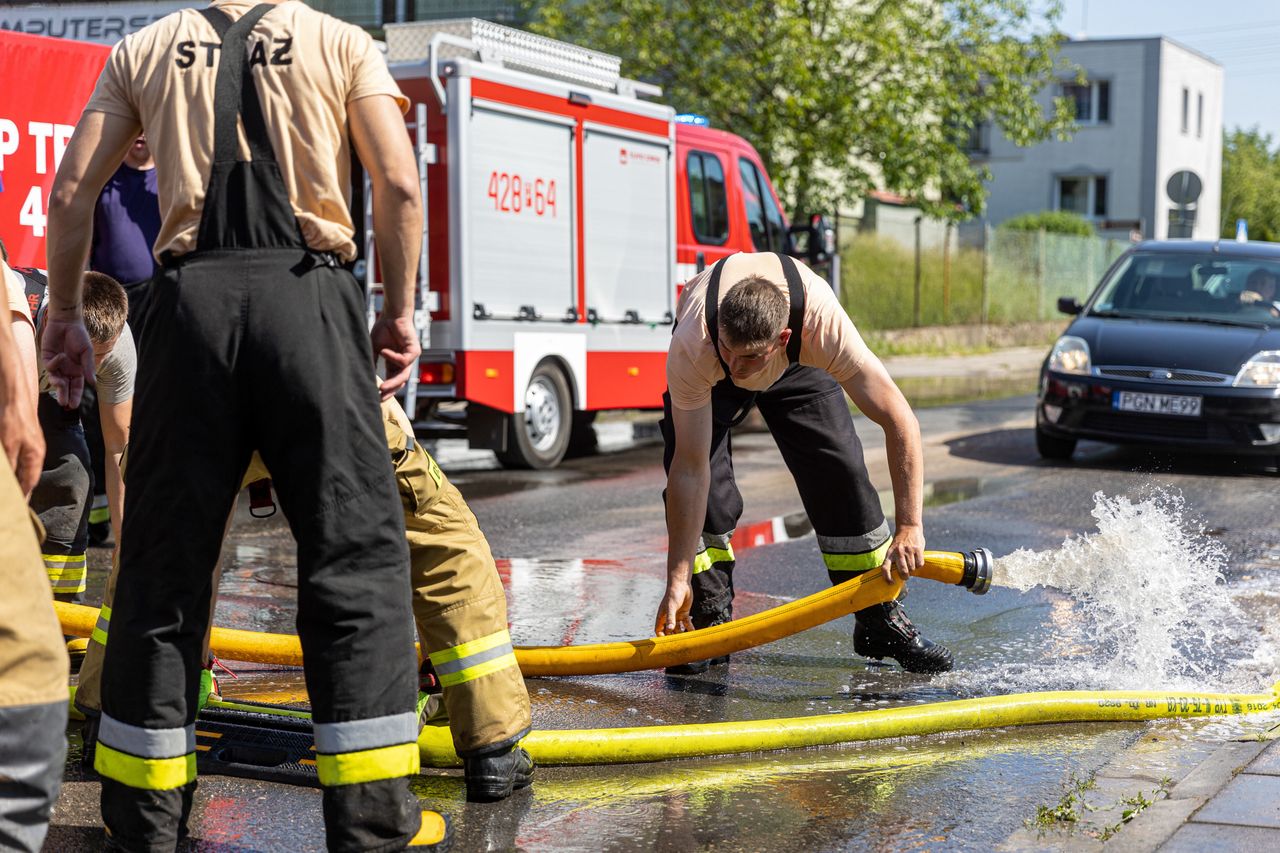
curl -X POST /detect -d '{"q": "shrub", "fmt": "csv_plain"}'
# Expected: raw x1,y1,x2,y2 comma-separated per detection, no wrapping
1000,211,1095,237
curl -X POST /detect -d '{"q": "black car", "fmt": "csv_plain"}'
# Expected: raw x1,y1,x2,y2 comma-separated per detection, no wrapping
1036,239,1280,467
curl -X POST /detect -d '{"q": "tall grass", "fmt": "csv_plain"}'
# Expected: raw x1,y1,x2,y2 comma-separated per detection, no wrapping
839,234,985,330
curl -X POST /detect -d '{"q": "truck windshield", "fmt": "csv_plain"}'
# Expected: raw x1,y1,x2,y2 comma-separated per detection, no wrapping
1087,252,1280,328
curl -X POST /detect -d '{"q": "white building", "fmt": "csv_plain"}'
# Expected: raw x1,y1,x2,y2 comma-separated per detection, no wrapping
976,37,1224,241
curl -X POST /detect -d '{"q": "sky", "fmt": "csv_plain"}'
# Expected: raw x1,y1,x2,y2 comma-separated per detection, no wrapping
1054,0,1280,140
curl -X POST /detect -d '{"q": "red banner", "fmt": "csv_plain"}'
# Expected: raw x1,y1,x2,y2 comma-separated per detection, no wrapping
0,30,109,269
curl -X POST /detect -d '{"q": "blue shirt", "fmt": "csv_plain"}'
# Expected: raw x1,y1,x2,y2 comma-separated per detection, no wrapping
90,163,160,285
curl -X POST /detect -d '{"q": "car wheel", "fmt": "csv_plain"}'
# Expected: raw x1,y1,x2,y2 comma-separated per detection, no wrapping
496,362,572,469
1035,426,1076,461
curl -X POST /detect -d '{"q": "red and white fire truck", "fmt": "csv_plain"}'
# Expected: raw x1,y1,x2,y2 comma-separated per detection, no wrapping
0,19,835,469
376,20,834,468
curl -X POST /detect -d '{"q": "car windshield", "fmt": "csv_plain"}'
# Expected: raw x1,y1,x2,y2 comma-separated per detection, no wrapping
1087,251,1280,328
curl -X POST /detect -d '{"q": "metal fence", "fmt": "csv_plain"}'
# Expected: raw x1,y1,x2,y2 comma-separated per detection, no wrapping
839,228,1131,331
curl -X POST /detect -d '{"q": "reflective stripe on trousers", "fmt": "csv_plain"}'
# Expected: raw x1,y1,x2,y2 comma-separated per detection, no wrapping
91,604,111,646
692,532,734,575
427,628,519,689
818,522,893,572
313,712,420,786
44,553,87,594
89,494,110,525
95,714,196,791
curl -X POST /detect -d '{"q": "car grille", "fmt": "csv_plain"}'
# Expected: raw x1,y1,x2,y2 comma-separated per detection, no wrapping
1095,366,1231,384
1082,412,1210,440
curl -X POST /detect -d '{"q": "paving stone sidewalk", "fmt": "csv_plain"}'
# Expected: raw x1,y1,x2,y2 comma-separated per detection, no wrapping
1117,733,1280,851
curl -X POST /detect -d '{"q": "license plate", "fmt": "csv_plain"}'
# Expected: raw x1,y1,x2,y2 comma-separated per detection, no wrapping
1112,391,1202,417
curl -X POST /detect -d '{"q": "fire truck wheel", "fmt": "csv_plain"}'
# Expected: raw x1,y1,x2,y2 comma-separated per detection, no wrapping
498,362,573,469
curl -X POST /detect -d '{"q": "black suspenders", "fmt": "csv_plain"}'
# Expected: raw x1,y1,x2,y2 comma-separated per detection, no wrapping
705,252,806,379
702,253,806,425
192,3,306,254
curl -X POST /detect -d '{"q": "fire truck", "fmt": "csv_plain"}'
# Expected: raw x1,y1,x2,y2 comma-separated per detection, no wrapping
375,19,835,468
0,19,836,470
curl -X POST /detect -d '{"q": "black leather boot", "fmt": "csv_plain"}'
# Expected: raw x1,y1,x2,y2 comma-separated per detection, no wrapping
854,600,953,674
463,745,535,802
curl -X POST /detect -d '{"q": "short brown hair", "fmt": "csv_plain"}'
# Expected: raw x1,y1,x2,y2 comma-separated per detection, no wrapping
83,271,128,345
718,275,788,347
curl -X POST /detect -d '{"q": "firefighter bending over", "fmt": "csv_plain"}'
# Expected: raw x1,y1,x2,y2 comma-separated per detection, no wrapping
656,252,953,674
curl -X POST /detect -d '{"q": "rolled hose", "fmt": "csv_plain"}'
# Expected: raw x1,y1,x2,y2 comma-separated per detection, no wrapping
55,549,993,675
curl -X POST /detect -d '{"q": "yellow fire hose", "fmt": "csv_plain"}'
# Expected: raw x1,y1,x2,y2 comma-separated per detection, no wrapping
413,683,1280,767
56,549,994,675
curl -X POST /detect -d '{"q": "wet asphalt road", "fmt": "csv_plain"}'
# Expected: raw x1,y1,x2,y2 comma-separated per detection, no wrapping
50,393,1280,851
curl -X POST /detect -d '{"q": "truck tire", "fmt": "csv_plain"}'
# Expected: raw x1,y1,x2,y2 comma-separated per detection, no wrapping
497,362,572,469
1035,426,1076,461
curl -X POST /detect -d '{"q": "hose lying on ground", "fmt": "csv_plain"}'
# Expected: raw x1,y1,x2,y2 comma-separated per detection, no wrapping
411,682,1280,766
56,550,993,675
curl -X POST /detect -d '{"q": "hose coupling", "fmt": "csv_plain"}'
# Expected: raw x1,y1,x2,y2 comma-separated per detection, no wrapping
960,548,993,594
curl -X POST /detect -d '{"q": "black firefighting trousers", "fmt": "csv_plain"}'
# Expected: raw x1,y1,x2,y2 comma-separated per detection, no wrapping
96,252,421,852
661,364,892,626
30,394,92,602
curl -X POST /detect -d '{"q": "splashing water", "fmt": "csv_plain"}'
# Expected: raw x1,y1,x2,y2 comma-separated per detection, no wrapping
976,490,1249,692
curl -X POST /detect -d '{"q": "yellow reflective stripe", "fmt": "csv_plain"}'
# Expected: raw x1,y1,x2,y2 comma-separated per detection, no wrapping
437,651,518,688
691,546,733,575
91,605,111,646
428,629,510,666
95,744,195,790
89,505,111,524
822,539,892,572
315,742,419,787
42,553,87,564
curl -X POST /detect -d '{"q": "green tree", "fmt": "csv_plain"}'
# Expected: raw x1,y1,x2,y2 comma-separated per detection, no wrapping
529,0,1074,219
1220,127,1280,242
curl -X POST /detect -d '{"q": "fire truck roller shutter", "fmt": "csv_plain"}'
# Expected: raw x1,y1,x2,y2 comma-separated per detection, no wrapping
495,333,586,469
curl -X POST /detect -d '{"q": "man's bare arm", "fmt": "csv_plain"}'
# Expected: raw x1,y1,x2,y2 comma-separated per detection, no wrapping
0,308,44,492
348,95,423,398
8,314,37,408
840,356,925,582
656,403,713,635
100,397,131,550
45,110,139,407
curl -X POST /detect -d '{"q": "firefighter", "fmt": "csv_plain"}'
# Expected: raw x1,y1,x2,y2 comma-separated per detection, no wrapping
74,395,535,803
655,252,953,674
43,2,446,849
29,272,133,603
0,255,70,853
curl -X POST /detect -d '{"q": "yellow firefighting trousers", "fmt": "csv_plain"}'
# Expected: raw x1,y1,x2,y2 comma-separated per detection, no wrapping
0,459,69,852
76,398,531,755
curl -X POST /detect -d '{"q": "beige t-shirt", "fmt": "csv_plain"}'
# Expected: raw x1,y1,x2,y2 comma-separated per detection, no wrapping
83,0,408,262
3,261,34,332
666,253,872,411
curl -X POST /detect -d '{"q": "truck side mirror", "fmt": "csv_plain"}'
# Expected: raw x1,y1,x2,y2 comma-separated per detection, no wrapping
1057,297,1083,315
788,214,835,267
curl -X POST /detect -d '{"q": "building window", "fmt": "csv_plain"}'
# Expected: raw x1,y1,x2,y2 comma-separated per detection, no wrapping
1181,87,1190,134
1056,175,1108,218
965,121,991,155
686,151,729,245
1062,80,1110,124
1197,92,1204,138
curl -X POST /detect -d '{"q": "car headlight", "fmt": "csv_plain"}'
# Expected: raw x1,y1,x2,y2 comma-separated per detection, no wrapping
1234,351,1280,387
1048,336,1092,375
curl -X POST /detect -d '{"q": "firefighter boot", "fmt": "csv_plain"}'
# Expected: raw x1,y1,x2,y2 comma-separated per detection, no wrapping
462,744,535,803
853,600,953,674
664,606,732,675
